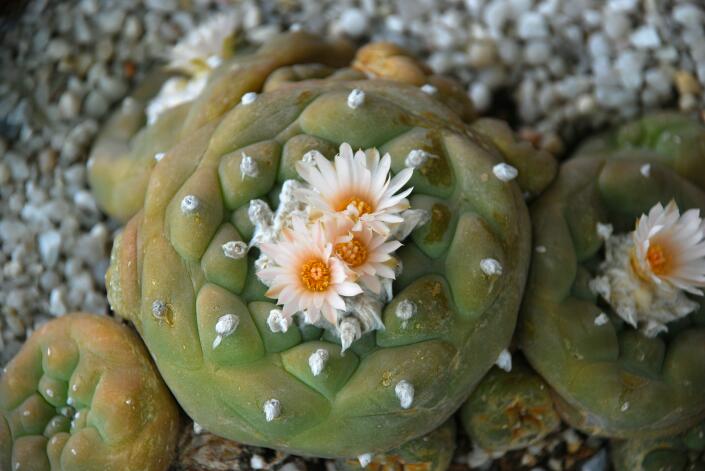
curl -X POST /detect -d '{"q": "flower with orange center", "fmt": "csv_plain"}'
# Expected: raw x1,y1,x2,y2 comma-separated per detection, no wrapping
296,143,414,236
324,215,401,294
631,200,705,294
258,216,363,325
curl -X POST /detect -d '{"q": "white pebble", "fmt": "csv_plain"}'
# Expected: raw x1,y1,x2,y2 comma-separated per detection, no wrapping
263,398,281,422
154,152,165,162
339,8,369,37
308,348,329,376
480,258,503,276
222,240,248,260
180,194,200,214
394,380,414,409
594,313,609,326
358,453,374,468
492,163,518,182
250,454,266,469
38,231,61,267
347,89,365,109
495,349,512,372
420,84,437,95
241,92,258,105
395,299,417,321
469,82,491,111
620,401,630,412
518,12,548,39
240,153,259,178
640,163,651,177
630,26,661,49
49,287,68,317
535,245,547,253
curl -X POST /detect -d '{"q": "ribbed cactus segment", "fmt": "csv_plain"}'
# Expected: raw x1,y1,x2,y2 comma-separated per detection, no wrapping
0,313,180,471
611,421,705,471
520,115,705,439
102,70,553,457
335,419,456,471
88,32,356,222
460,361,560,452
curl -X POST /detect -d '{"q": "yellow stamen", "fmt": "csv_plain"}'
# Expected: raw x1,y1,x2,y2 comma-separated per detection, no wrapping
646,243,670,275
335,239,368,267
338,196,373,216
300,259,331,292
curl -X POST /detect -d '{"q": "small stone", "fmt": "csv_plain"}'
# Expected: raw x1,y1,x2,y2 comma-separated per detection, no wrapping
97,9,125,34
395,299,417,321
640,163,651,177
339,8,369,38
492,163,518,182
358,453,374,468
84,91,109,118
620,401,630,412
420,84,437,95
536,245,547,253
180,195,200,214
518,12,548,39
49,287,67,317
495,349,512,371
480,258,503,276
469,82,491,111
250,455,266,469
308,348,329,376
154,152,165,162
193,422,203,434
630,26,661,49
594,313,609,326
58,92,80,120
674,70,701,95
347,88,365,109
222,240,247,259
38,231,61,267
395,380,414,409
582,449,608,471
241,92,258,105
524,40,551,64
47,39,71,60
263,398,281,422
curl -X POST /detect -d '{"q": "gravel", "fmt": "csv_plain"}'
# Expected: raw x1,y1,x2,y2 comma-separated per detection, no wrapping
2,0,702,469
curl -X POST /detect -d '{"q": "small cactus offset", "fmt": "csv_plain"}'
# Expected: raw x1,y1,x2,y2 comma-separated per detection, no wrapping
336,419,456,471
0,313,180,471
519,113,705,439
460,359,561,453
611,421,705,471
101,34,557,458
88,31,356,222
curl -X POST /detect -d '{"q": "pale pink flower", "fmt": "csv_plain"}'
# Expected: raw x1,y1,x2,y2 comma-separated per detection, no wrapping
258,217,362,324
632,200,705,294
296,143,414,235
322,215,401,294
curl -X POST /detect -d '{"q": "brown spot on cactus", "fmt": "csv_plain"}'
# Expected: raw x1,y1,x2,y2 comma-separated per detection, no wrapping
0,313,180,471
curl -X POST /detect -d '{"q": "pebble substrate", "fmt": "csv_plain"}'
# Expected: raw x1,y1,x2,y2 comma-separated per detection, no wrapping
2,0,704,469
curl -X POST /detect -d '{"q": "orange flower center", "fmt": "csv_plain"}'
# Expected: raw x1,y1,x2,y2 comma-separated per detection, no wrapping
335,239,368,267
337,196,373,216
646,243,670,275
300,259,331,292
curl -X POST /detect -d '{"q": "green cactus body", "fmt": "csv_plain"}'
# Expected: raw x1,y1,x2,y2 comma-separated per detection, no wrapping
612,421,705,471
460,360,561,453
88,32,356,222
574,112,705,189
519,152,705,439
0,313,180,471
102,73,551,457
335,419,456,471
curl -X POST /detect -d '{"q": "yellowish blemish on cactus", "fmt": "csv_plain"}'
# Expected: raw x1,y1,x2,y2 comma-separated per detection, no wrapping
424,204,451,243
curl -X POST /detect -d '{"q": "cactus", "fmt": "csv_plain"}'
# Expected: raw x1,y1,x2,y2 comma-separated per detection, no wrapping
611,421,705,471
0,313,180,471
100,36,558,457
335,419,456,471
574,112,705,189
88,32,356,222
460,359,561,453
519,114,705,439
